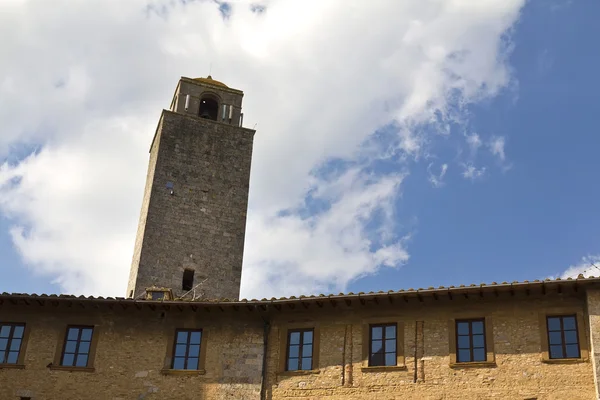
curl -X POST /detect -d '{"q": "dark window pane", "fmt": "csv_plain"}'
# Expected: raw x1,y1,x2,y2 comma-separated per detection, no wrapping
13,326,24,339
7,351,18,364
301,357,312,370
548,331,562,345
303,331,313,344
0,326,10,338
371,339,382,353
9,339,21,352
302,344,313,357
64,341,77,354
385,339,396,353
549,345,564,359
75,354,88,367
547,317,561,331
288,358,298,371
62,353,75,366
471,321,484,335
385,325,396,339
0,338,7,351
173,357,185,370
564,330,578,345
456,322,469,335
385,352,396,366
370,353,384,366
188,344,200,357
175,344,187,357
0,351,5,363
189,331,201,345
457,349,471,362
472,335,484,348
67,328,79,341
371,326,382,340
288,345,299,358
289,332,300,345
187,357,199,370
457,335,470,349
78,341,90,355
565,344,580,358
473,348,486,362
80,329,93,341
176,331,188,344
562,316,576,331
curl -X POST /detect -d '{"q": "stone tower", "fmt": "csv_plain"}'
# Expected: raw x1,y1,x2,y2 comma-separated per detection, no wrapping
127,76,255,300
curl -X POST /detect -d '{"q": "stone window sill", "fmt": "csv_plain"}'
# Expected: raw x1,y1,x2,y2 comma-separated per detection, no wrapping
542,358,587,364
0,363,25,370
160,369,206,376
449,361,496,369
277,369,320,377
361,365,407,372
48,365,95,373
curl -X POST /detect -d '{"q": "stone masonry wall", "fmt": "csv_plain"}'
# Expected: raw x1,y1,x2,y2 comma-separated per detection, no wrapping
266,293,596,400
1,292,597,399
128,109,255,300
0,303,264,400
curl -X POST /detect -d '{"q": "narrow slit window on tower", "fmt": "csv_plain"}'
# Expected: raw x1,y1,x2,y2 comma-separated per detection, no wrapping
182,269,194,291
222,104,227,120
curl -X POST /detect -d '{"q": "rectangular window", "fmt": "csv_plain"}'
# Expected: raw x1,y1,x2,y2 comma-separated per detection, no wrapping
547,315,580,359
60,326,94,367
222,104,227,120
0,323,25,365
456,319,486,363
369,323,397,366
286,329,313,371
172,329,202,370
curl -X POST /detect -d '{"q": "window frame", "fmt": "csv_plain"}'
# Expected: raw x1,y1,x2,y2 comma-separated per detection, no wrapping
454,318,487,363
59,325,94,368
540,311,588,363
368,323,398,367
285,328,314,371
546,315,580,359
51,324,99,372
277,323,320,374
0,322,28,368
448,316,495,368
163,326,208,375
361,319,405,371
171,328,203,370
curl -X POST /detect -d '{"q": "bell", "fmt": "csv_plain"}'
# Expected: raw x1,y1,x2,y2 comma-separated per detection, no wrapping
200,110,211,119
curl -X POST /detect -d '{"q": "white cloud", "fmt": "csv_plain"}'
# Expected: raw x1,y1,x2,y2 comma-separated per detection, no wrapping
0,0,525,298
560,255,600,279
466,132,483,152
462,163,486,180
427,163,448,188
489,136,507,161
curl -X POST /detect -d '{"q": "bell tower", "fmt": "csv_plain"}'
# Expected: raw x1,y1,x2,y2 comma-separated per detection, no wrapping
127,76,255,300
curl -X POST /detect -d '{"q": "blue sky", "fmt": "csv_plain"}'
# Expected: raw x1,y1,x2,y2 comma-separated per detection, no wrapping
351,0,600,293
0,0,598,298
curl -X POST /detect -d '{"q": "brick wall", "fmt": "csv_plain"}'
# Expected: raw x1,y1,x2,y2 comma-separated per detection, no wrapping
1,292,597,399
0,303,264,400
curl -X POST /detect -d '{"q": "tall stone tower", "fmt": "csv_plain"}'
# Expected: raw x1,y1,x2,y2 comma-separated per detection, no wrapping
127,76,255,300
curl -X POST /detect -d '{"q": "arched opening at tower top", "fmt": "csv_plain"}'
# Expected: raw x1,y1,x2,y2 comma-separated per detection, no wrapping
199,95,219,120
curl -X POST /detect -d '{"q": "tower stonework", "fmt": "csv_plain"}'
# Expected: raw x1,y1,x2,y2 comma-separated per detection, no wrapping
127,76,255,300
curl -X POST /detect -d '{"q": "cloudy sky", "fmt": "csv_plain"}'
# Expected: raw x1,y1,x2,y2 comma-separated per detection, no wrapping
1,0,599,300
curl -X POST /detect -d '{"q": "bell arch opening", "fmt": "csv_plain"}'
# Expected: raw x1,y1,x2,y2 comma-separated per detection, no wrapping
199,95,219,120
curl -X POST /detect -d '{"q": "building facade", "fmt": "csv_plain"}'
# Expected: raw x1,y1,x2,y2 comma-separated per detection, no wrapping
2,279,600,399
3,77,600,399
